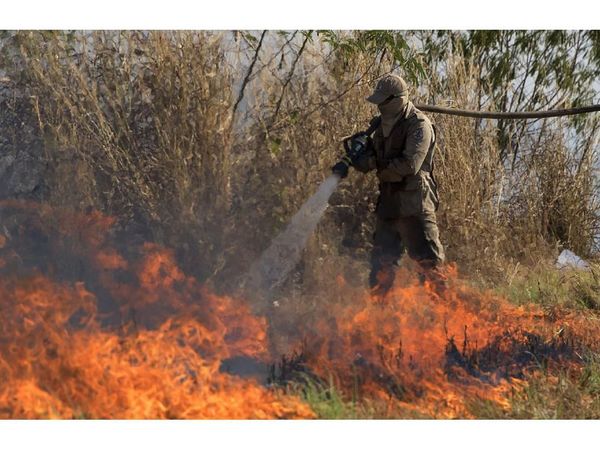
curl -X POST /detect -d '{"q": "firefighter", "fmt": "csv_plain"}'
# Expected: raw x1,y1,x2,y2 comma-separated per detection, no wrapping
334,74,445,295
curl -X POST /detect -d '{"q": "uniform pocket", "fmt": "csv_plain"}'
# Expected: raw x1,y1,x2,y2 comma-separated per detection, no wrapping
397,178,424,217
376,176,424,219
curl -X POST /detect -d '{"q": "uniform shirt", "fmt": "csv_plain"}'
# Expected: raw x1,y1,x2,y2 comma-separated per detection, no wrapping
353,102,439,219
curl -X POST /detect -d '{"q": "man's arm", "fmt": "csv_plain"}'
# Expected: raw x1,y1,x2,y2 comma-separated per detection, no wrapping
352,149,376,173
377,120,433,182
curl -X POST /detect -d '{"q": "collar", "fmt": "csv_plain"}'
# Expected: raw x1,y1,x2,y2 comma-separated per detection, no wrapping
401,101,416,120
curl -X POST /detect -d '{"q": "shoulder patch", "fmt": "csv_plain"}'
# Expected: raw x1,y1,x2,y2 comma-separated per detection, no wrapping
414,128,424,143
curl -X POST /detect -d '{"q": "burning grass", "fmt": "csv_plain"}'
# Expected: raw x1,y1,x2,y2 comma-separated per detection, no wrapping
0,200,313,419
267,265,600,418
1,200,599,419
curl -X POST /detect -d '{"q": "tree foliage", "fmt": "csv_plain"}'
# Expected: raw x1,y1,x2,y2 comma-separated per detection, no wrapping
415,30,600,160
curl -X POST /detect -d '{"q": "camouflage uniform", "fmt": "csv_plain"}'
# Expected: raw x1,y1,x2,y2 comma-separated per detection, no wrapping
353,75,445,293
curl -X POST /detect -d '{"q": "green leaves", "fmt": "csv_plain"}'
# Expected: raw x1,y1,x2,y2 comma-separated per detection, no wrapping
315,30,426,83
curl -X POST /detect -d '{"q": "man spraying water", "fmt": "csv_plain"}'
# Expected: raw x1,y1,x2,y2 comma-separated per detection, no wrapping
333,74,446,295
245,74,600,299
246,74,445,298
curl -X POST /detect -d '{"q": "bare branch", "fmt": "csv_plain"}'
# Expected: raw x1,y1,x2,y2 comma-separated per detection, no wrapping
268,63,374,133
271,33,310,124
249,31,298,83
231,30,267,127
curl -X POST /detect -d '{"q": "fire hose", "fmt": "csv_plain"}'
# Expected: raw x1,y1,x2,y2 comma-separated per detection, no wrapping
332,103,600,177
415,103,600,119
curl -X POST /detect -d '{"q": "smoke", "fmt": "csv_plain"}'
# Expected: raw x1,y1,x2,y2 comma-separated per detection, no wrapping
243,174,341,297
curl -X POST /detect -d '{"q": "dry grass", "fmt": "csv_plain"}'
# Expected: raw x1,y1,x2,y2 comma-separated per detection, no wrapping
12,31,235,280
2,30,598,292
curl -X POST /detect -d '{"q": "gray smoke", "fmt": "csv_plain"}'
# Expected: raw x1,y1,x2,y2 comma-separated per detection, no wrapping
243,174,341,297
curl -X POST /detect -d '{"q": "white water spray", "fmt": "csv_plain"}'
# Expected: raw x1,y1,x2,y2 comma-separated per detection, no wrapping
244,174,341,294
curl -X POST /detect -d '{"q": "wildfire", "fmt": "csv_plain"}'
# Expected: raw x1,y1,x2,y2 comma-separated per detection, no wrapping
0,200,313,419
272,267,560,418
0,200,597,419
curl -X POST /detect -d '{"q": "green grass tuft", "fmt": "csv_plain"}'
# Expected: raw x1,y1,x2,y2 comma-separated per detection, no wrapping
494,262,600,312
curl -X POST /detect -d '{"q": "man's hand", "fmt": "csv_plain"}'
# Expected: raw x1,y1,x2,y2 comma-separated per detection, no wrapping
331,160,349,178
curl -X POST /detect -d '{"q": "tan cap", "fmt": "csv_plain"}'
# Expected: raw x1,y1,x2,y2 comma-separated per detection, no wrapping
366,74,409,104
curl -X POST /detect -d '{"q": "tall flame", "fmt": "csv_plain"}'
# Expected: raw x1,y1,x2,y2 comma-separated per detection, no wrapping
0,200,313,419
0,200,597,419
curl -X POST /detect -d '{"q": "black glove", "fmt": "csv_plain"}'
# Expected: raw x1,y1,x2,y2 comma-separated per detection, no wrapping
331,160,349,178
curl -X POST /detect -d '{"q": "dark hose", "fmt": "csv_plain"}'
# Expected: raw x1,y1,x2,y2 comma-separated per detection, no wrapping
414,103,600,119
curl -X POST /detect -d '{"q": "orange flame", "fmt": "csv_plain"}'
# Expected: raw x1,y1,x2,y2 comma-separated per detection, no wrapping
0,200,598,419
269,264,600,418
0,200,313,419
